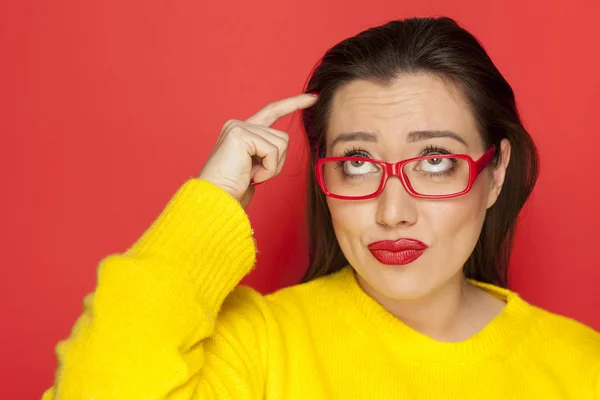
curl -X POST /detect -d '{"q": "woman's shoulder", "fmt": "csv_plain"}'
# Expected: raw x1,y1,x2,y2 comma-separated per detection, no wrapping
209,268,349,344
525,302,600,355
473,279,600,348
264,267,349,310
221,267,349,320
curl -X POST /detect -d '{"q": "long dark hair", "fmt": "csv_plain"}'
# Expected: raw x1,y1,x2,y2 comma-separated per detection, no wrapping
301,17,538,288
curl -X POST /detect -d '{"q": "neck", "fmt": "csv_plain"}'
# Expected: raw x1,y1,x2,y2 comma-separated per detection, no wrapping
357,272,494,342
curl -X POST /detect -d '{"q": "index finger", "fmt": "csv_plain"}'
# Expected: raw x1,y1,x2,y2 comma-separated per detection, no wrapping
246,93,318,127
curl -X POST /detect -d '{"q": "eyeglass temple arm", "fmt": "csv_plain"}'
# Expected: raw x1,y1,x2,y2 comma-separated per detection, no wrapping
475,145,497,175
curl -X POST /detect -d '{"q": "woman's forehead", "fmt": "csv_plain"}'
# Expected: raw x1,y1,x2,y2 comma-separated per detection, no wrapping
326,74,481,149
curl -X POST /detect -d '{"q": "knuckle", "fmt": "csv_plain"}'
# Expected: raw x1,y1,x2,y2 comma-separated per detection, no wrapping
223,119,242,133
222,119,236,131
270,145,280,157
227,124,246,138
268,150,280,168
277,137,289,151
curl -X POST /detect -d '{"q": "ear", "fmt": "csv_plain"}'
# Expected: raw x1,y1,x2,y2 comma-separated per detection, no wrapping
486,139,511,209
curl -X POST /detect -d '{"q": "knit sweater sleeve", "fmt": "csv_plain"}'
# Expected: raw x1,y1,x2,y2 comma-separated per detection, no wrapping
41,179,268,399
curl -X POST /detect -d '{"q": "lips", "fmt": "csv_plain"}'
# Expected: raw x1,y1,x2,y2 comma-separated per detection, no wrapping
368,238,428,265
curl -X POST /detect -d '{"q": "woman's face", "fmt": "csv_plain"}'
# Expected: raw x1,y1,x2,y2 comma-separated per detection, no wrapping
325,73,510,300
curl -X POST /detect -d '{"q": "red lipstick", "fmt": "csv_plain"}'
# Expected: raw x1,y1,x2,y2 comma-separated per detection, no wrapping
368,238,428,265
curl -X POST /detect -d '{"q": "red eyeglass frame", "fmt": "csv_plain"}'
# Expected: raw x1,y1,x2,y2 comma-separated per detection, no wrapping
314,146,497,200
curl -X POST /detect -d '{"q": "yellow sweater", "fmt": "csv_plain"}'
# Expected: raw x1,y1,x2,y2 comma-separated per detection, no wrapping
43,179,600,399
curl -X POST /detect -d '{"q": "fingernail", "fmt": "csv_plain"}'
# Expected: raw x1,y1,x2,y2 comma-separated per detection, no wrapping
308,91,319,97
250,179,265,186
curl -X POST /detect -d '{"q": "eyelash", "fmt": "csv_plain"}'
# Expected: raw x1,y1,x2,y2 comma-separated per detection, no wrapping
341,146,371,158
422,145,452,156
340,145,454,158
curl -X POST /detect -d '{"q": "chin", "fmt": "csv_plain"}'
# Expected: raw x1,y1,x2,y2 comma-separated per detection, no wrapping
357,260,447,301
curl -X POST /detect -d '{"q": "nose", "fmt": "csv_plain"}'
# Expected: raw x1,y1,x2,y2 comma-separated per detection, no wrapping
375,176,418,228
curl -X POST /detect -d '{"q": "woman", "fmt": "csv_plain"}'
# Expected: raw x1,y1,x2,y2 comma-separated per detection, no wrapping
43,17,599,399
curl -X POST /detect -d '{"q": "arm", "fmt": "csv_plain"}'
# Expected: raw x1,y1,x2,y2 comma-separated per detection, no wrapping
42,179,267,399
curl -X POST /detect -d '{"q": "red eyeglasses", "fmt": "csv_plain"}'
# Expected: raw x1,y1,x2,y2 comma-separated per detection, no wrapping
315,146,496,200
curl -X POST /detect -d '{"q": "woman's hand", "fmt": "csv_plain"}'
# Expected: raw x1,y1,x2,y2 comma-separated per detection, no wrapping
199,93,318,208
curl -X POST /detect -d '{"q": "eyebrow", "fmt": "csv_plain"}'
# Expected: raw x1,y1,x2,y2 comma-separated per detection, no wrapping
329,129,468,150
406,130,468,146
329,131,378,150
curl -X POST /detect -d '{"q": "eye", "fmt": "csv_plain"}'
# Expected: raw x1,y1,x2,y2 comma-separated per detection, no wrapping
343,159,380,176
417,157,456,174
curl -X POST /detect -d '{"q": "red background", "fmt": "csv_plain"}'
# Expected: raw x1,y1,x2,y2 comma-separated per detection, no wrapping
1,0,599,398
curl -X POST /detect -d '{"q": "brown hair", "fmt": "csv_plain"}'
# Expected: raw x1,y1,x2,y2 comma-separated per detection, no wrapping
301,17,538,287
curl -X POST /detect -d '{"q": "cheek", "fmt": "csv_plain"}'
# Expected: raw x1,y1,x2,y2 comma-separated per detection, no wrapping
422,180,489,254
327,199,374,245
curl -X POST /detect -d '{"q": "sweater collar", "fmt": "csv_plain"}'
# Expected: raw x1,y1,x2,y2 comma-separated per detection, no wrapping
331,266,535,364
